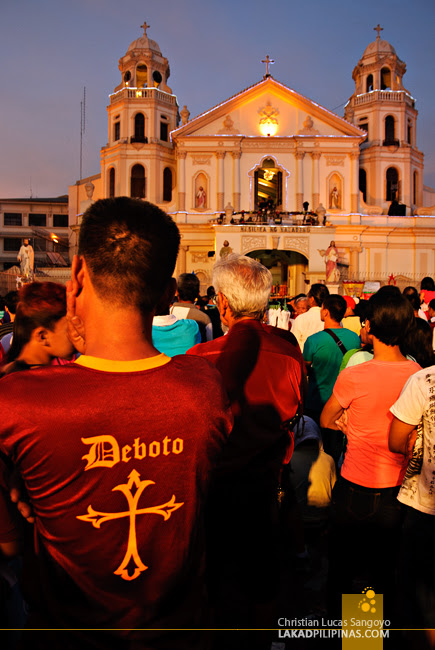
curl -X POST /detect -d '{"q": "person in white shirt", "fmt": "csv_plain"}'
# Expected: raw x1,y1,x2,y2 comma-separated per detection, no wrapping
290,283,330,352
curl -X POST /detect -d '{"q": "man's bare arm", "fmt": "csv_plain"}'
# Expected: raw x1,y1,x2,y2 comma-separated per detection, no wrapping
389,416,417,458
320,394,344,430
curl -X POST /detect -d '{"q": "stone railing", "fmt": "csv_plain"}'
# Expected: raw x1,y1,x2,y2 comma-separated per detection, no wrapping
110,87,177,106
352,90,415,108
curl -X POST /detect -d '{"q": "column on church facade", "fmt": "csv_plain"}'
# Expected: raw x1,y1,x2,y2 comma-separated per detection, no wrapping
232,151,241,212
177,150,186,211
148,158,159,204
311,151,321,210
348,246,362,279
177,245,188,275
295,151,305,212
216,152,225,211
350,151,359,212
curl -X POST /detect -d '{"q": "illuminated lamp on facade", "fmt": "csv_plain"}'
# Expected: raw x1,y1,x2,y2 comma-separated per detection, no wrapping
259,120,278,136
258,101,279,136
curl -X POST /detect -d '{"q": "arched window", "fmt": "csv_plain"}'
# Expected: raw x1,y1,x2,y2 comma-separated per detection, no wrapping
109,167,115,198
163,168,172,202
386,167,399,201
384,115,397,146
133,113,145,143
366,74,373,93
359,168,367,203
381,67,391,90
413,171,418,205
136,63,148,88
131,164,146,199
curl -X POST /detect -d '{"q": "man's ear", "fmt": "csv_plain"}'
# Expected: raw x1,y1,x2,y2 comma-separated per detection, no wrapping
217,292,230,320
32,327,50,346
70,255,85,297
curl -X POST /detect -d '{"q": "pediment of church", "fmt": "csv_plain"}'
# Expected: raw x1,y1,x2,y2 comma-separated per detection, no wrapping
172,77,364,141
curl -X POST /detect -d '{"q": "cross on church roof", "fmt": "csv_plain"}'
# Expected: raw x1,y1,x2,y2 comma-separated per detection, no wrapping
261,55,275,78
140,21,150,37
374,24,383,39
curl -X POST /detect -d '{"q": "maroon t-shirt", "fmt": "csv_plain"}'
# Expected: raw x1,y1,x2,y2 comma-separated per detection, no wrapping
0,354,232,642
188,319,304,480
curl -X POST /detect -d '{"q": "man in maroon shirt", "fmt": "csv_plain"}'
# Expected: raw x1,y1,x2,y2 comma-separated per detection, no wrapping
187,254,304,629
0,198,233,649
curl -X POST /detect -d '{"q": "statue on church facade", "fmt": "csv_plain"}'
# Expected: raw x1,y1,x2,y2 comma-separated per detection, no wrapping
17,238,34,278
196,186,206,209
330,186,340,209
324,241,340,283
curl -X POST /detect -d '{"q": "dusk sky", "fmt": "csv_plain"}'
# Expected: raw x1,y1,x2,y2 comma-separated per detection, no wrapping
1,0,434,199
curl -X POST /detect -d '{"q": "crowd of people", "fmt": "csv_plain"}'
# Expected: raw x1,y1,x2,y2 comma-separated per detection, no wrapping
0,197,433,650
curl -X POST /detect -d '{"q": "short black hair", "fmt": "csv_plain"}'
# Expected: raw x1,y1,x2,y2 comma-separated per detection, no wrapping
308,283,330,307
421,277,435,291
402,286,418,298
4,291,19,315
404,291,421,313
366,290,414,346
402,317,435,368
322,294,347,323
177,273,200,302
7,282,66,363
78,198,180,314
429,299,435,311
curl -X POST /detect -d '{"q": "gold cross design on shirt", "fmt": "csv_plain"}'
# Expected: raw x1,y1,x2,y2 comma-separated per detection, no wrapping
77,470,184,581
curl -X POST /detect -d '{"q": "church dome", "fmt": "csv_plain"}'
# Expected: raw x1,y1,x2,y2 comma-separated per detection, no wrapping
127,35,161,55
362,38,396,58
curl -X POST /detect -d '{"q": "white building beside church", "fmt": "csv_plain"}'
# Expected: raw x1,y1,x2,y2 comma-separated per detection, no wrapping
68,22,435,295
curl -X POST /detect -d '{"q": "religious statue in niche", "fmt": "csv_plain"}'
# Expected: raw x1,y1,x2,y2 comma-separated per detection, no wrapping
330,186,340,209
196,186,206,209
323,241,340,283
219,240,233,259
17,238,34,278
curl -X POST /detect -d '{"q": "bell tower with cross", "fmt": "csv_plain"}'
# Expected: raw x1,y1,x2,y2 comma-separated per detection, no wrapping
100,22,178,205
344,27,424,213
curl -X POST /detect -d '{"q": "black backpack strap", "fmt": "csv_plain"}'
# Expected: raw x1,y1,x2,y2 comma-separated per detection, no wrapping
324,328,348,355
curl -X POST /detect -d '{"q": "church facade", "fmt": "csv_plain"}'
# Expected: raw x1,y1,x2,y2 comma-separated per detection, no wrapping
68,23,435,295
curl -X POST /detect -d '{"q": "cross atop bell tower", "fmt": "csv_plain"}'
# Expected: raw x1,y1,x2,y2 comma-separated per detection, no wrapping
373,24,383,39
140,21,150,37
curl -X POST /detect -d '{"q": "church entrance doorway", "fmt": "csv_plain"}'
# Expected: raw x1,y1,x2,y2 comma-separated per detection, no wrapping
254,158,282,211
246,249,308,298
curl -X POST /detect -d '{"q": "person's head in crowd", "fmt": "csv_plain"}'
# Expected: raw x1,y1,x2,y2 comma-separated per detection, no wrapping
354,299,368,321
206,286,216,303
377,284,401,297
212,254,272,323
4,291,19,320
428,299,435,320
365,289,414,347
307,283,330,308
403,286,419,299
343,295,356,317
177,273,200,304
78,197,180,318
403,290,421,317
321,294,347,325
402,317,435,368
420,277,435,292
294,295,309,316
6,282,75,365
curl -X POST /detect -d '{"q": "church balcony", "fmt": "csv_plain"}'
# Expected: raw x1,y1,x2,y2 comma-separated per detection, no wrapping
352,90,415,108
109,87,177,106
